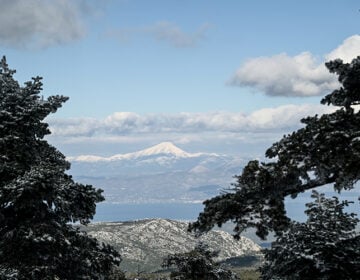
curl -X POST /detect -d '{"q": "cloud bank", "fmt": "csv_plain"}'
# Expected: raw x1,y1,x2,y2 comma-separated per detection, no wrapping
0,0,86,48
47,104,335,156
49,104,334,139
230,35,360,97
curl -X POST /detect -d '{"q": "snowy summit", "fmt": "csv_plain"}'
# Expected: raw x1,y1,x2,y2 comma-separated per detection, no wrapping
122,142,191,159
69,142,208,162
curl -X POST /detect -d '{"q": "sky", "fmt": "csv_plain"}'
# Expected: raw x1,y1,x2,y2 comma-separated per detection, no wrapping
1,0,360,157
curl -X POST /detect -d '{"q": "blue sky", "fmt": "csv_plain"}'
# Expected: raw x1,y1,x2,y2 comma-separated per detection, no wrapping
1,0,360,156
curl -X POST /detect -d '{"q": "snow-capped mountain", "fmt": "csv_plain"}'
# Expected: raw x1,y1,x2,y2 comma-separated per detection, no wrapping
86,218,261,272
69,142,241,176
69,142,214,162
68,142,247,203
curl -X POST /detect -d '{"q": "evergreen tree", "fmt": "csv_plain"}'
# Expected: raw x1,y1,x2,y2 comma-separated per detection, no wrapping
261,191,360,279
189,57,360,240
162,242,239,280
0,57,121,279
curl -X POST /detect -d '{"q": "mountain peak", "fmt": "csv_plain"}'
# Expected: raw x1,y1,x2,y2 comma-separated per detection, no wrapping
107,141,194,161
69,142,214,162
140,142,189,157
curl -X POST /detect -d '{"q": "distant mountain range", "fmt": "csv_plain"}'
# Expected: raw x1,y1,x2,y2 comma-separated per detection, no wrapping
69,142,213,162
69,142,247,203
86,218,262,273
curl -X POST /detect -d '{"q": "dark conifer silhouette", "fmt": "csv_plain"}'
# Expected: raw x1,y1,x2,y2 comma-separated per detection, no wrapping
0,57,120,279
190,57,360,240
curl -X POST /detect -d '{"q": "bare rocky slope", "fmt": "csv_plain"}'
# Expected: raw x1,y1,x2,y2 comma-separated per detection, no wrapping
86,218,261,272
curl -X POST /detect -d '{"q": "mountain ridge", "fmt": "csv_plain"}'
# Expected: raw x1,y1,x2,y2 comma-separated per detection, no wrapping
68,142,246,203
69,142,219,162
86,218,262,272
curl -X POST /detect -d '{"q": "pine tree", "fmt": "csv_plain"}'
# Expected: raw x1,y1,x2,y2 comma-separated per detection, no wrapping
261,191,360,279
189,57,360,240
0,57,121,279
162,242,239,280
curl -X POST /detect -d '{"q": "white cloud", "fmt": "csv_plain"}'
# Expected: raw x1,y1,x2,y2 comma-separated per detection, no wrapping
48,117,101,137
248,104,327,129
0,0,86,48
326,35,360,63
230,35,360,97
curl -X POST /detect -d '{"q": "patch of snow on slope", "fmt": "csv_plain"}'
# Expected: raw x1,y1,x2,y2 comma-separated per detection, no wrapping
87,218,261,270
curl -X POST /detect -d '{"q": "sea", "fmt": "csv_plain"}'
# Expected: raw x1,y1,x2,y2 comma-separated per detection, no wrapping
93,191,360,223
93,202,205,222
